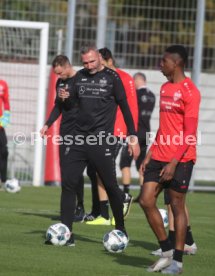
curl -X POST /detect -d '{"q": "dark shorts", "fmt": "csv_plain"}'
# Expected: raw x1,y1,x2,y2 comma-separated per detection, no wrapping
144,159,194,193
120,138,147,171
164,189,170,205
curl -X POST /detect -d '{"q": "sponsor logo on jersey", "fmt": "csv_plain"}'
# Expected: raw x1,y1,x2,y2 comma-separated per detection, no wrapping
173,90,182,101
141,95,148,103
79,86,85,95
99,78,107,85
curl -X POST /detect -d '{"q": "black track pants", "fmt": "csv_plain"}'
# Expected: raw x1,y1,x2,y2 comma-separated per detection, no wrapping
60,141,125,232
0,128,8,183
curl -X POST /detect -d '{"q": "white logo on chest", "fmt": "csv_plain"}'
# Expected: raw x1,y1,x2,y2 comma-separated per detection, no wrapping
173,90,182,101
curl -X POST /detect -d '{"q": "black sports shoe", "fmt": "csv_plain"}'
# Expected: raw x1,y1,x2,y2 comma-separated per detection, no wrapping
123,193,133,219
84,212,100,222
44,234,75,246
65,233,75,247
74,206,85,222
44,240,52,245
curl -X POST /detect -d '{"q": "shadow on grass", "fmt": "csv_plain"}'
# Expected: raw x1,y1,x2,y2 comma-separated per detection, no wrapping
101,249,153,268
25,229,103,245
97,238,157,268
75,233,157,268
129,239,157,251
24,229,156,269
114,254,152,268
21,211,60,221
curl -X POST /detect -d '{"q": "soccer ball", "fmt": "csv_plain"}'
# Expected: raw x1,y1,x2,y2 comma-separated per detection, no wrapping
4,178,21,193
46,223,71,246
159,208,169,228
103,229,128,253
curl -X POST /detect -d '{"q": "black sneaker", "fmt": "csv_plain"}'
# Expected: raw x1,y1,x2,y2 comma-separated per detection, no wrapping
83,212,100,222
44,233,75,247
74,206,85,222
65,233,75,247
120,228,129,239
44,240,52,245
123,193,133,219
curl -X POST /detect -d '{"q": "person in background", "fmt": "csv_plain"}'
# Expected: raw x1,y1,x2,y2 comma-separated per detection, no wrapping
0,79,10,189
120,72,155,202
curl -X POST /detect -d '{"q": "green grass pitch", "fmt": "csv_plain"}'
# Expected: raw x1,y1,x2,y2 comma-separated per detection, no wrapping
0,186,214,276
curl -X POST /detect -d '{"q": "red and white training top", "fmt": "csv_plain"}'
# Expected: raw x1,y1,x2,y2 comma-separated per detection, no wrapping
114,69,138,137
151,77,201,163
0,79,10,117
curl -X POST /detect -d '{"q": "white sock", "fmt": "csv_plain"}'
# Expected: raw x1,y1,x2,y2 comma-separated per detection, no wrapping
175,261,183,268
162,249,173,257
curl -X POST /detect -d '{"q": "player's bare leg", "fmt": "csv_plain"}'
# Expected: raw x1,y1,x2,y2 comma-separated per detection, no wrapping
139,181,173,272
168,189,187,251
139,181,166,240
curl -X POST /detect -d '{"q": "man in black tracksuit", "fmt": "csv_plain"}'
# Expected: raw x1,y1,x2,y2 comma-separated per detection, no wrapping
58,44,140,246
40,55,85,220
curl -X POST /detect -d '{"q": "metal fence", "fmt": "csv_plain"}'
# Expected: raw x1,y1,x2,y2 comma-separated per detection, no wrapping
0,0,215,72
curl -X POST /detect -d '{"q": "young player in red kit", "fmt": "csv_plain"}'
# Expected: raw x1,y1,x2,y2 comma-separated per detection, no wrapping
139,45,201,274
0,80,10,188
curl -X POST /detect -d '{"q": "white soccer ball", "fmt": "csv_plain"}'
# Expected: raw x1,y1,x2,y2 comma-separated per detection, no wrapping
4,178,21,193
46,223,71,246
103,229,128,253
159,208,169,228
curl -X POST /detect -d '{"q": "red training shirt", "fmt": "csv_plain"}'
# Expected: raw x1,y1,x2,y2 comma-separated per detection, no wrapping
114,69,138,137
0,80,10,118
151,77,201,163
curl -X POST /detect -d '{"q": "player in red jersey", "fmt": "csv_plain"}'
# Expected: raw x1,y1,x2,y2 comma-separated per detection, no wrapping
85,47,138,225
0,79,10,188
139,45,201,274
120,72,155,201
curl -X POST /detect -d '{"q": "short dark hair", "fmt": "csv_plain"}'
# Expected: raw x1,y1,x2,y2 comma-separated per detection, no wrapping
133,72,146,81
165,45,188,65
99,47,113,61
52,55,70,68
80,43,98,55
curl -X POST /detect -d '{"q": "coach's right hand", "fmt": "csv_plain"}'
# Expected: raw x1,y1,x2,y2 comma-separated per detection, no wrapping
58,88,70,101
